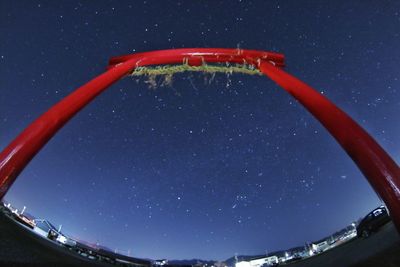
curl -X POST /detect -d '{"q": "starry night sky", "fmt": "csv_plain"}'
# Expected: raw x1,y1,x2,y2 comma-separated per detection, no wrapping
1,0,399,261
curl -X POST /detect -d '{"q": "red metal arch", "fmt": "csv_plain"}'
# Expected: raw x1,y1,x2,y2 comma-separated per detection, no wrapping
0,48,399,231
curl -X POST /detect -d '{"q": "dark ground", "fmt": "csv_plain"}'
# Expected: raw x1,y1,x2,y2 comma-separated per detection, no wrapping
0,211,109,267
1,210,400,267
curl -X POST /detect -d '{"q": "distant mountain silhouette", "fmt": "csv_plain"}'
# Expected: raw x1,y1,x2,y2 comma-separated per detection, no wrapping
169,259,216,266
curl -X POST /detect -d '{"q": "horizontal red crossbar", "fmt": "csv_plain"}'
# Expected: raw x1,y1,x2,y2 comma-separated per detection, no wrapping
107,48,285,69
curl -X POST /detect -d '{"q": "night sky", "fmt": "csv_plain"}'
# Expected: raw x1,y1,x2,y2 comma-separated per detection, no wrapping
1,0,399,261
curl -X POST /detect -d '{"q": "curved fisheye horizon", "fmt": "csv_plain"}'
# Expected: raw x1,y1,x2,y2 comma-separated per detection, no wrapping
1,1,399,265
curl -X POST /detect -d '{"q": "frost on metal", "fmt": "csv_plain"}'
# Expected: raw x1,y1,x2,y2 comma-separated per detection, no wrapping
129,62,262,88
130,62,262,77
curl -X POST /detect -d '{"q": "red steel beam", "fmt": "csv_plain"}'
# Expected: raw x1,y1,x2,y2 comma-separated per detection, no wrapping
0,48,399,232
107,48,285,68
258,61,400,230
0,48,282,198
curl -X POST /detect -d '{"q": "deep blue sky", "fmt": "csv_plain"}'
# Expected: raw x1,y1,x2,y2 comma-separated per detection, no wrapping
1,0,399,261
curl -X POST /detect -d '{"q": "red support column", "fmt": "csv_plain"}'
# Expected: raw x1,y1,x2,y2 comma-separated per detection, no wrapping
259,61,400,229
0,56,141,198
0,48,399,234
0,48,282,200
